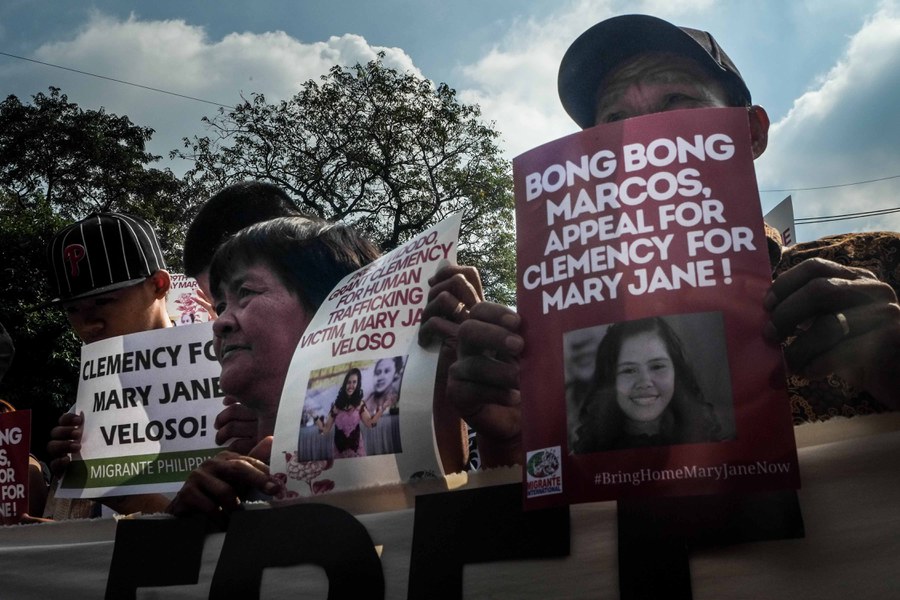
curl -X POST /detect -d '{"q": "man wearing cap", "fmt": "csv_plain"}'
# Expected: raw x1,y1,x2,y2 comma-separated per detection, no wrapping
448,14,900,468
44,212,173,517
46,212,172,343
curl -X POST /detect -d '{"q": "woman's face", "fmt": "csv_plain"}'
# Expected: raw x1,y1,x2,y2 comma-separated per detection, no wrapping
614,331,675,427
212,262,311,413
373,359,396,394
345,373,359,396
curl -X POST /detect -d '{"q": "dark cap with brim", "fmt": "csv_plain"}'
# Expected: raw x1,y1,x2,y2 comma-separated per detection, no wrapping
45,212,166,306
558,14,752,129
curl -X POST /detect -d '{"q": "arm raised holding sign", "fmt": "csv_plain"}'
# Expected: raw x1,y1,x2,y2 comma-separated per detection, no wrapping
42,213,175,519
441,14,900,475
445,303,523,469
168,217,482,521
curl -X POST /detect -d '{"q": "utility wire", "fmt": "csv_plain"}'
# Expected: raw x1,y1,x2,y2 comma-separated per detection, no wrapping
3,49,900,226
760,173,900,193
0,51,235,109
796,207,900,225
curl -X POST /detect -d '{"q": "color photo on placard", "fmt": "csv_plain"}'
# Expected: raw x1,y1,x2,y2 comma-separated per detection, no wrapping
298,356,407,461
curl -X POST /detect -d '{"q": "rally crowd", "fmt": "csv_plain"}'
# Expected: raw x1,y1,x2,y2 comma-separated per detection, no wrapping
0,14,898,531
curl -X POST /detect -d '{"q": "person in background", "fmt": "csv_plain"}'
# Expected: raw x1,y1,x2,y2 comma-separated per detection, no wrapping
43,212,173,518
563,327,601,447
0,322,13,381
363,356,404,455
183,181,318,455
183,180,314,310
364,357,403,415
447,14,900,468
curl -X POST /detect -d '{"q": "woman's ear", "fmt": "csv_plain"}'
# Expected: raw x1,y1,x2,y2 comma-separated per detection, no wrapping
748,105,770,159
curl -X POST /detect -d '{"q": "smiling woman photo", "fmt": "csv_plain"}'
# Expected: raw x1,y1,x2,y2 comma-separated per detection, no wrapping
571,315,724,453
316,367,385,458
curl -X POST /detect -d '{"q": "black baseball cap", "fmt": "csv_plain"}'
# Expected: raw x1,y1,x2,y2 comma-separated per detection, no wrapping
46,212,167,305
558,14,752,129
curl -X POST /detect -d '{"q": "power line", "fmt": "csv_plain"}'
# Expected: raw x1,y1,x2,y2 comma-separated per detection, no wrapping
4,48,900,223
0,51,235,109
796,206,900,225
760,173,900,193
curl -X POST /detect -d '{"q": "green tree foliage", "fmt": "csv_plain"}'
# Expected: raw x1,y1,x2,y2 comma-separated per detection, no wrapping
0,192,79,455
0,88,193,459
0,87,195,267
177,56,516,303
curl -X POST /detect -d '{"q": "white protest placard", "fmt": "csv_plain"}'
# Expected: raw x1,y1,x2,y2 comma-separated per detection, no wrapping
57,322,224,498
271,213,462,498
764,195,796,246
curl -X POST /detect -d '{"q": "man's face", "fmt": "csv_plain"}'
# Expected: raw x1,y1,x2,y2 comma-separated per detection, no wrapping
593,53,731,126
63,278,162,344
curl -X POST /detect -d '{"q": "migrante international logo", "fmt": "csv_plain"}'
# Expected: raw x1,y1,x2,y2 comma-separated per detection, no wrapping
525,446,563,498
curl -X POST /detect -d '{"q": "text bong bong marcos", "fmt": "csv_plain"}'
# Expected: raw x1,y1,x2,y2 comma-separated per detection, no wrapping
522,133,757,314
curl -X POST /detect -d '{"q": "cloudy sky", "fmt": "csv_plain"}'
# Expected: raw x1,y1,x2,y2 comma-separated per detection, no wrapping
1,0,899,242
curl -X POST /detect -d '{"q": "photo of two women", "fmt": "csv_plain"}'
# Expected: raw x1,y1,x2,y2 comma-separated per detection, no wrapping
298,356,406,461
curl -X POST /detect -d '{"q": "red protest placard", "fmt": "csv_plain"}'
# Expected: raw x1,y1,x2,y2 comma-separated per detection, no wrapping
0,410,31,524
515,107,798,508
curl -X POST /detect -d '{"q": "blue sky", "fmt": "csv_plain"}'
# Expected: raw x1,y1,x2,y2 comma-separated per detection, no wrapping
2,0,899,242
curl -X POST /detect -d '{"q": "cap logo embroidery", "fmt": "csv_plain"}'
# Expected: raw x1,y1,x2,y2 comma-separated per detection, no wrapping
63,244,87,276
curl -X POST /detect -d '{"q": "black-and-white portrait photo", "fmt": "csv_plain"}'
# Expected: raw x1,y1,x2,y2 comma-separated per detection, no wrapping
567,312,735,453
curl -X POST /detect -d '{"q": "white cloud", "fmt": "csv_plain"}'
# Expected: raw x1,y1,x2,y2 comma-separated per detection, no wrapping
454,0,900,238
6,2,898,240
0,12,420,175
756,3,900,240
456,1,616,158
454,0,724,158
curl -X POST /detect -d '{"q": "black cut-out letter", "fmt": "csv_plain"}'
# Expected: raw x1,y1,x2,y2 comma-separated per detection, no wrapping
209,503,384,600
408,483,570,600
105,516,207,600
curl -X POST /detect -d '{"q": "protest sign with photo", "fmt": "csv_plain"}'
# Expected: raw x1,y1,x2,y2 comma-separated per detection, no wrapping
515,107,799,508
0,410,31,524
57,322,224,498
167,274,211,326
271,213,462,498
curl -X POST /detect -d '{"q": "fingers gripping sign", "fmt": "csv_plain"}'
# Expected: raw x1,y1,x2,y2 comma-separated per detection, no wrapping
765,257,900,405
47,411,84,476
419,263,484,347
214,398,259,455
418,262,487,473
167,439,282,528
450,302,524,467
